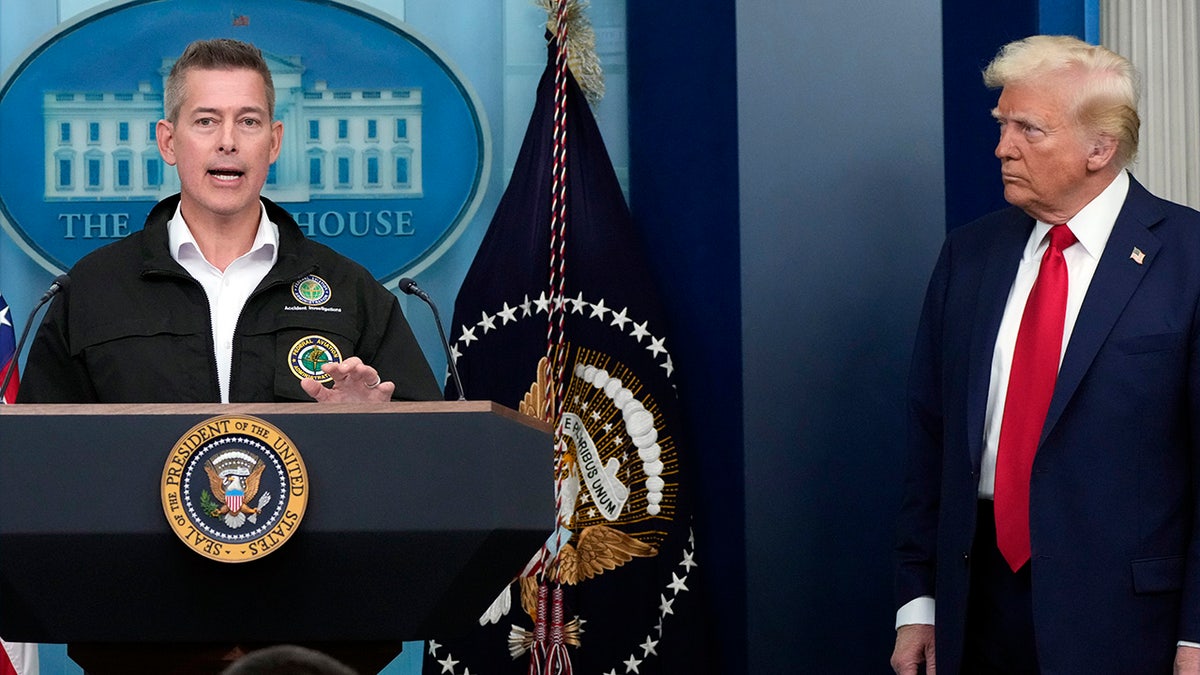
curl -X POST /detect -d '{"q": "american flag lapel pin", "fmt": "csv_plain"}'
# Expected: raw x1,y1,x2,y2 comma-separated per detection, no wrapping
1130,247,1145,265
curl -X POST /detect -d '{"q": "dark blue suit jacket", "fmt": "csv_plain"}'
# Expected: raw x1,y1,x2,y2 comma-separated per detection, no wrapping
896,176,1200,673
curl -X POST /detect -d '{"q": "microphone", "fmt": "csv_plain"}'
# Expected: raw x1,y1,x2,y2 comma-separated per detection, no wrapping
1,274,70,402
399,277,466,401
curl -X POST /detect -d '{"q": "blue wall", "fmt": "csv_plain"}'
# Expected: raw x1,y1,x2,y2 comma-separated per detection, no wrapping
627,2,744,671
635,2,948,672
943,0,1097,229
733,1,945,672
943,0,1038,228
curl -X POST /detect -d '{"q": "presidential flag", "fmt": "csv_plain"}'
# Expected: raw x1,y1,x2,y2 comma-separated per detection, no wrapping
423,11,708,674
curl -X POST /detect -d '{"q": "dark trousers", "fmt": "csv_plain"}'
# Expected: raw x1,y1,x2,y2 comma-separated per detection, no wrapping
962,500,1040,674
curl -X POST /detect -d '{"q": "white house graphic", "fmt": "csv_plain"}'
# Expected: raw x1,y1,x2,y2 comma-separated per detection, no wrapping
42,51,423,202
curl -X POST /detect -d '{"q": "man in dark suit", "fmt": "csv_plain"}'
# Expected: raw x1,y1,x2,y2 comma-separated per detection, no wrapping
892,35,1200,673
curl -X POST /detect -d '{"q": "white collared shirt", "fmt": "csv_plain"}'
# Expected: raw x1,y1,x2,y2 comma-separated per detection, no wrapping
168,202,279,403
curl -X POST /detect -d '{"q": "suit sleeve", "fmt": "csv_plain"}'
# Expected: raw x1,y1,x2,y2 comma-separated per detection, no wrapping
894,237,952,609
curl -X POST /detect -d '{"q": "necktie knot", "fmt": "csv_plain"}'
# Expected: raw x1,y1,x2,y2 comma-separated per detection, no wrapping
1048,224,1077,253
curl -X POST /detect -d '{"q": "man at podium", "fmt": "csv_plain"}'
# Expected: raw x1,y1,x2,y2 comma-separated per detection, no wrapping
17,38,440,405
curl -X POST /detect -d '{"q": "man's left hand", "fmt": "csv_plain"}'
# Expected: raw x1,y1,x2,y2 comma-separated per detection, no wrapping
301,356,395,403
1176,645,1200,674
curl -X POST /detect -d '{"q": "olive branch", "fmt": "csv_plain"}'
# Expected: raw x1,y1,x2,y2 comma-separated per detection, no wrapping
200,490,222,517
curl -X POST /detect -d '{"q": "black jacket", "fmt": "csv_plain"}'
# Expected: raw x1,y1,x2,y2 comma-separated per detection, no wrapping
18,195,441,403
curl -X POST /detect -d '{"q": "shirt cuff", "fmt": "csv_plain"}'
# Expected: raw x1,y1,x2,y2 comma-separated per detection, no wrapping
1178,641,1200,649
895,595,935,629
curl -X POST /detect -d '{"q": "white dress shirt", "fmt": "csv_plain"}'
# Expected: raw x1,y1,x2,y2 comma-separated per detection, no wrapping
897,170,1129,629
167,202,279,403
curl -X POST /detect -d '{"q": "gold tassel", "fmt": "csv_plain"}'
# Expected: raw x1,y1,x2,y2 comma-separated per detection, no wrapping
536,0,605,105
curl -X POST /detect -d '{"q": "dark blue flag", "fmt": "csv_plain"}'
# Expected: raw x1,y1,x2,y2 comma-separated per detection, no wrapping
423,33,708,675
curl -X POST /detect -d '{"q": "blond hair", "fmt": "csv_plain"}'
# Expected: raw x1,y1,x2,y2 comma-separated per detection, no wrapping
983,35,1140,167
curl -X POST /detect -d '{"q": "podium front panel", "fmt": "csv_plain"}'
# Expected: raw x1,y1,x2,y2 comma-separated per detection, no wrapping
0,402,553,643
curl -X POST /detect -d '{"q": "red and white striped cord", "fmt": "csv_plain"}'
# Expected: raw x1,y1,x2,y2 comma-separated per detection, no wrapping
540,0,573,588
545,0,570,425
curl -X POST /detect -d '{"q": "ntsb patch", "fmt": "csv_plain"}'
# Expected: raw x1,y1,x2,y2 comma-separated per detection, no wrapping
291,275,332,306
288,335,342,382
161,415,309,563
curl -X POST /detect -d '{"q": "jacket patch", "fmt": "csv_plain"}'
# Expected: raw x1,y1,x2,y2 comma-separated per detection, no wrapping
291,275,332,306
288,335,343,382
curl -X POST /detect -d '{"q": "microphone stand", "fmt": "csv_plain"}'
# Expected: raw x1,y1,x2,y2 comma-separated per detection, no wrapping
399,277,466,401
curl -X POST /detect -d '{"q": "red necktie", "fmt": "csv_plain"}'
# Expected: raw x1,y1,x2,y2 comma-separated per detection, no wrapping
994,224,1077,572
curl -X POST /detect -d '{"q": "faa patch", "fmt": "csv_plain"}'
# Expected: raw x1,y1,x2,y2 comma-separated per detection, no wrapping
292,275,332,306
161,415,309,563
289,335,342,382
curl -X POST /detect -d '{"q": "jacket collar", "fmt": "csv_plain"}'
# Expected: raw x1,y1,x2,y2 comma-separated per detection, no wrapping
139,194,316,282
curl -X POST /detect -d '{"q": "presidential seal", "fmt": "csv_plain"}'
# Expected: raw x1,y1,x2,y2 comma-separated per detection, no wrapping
288,335,342,382
161,415,309,563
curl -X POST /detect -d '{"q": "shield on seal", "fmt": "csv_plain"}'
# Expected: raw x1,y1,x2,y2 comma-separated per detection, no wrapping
225,488,244,513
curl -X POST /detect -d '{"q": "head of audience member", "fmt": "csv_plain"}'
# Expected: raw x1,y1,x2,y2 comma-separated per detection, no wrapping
220,644,357,675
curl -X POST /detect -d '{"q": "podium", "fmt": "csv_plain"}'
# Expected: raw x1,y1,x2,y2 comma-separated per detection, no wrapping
0,401,553,672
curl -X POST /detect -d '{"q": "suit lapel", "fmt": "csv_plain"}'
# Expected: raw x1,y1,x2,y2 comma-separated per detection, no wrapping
1040,179,1165,444
966,214,1032,470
